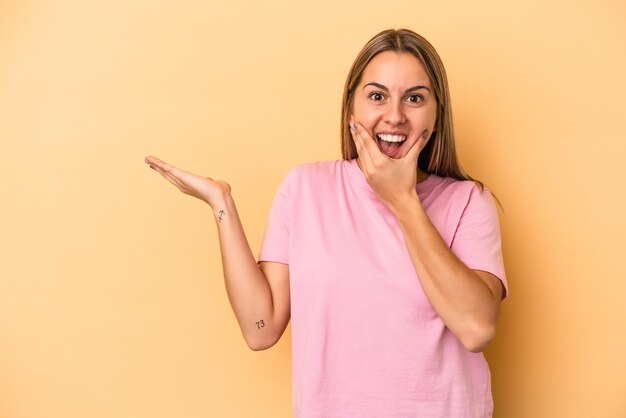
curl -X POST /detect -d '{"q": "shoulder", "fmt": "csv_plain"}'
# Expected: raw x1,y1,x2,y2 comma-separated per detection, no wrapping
431,175,494,202
287,160,344,184
426,175,498,217
292,160,342,175
274,160,343,198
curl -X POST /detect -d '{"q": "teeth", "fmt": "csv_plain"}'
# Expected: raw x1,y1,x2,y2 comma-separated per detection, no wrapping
377,133,406,143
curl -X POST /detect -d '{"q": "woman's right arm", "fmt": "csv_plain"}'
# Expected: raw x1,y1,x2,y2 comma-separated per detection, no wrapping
144,156,291,351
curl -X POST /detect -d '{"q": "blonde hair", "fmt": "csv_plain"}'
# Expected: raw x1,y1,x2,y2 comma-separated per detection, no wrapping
340,28,487,192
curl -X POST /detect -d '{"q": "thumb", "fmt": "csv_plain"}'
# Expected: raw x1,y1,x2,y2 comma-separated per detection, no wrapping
405,129,430,163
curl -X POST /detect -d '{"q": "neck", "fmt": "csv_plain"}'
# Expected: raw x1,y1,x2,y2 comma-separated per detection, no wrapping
355,157,429,184
416,167,429,184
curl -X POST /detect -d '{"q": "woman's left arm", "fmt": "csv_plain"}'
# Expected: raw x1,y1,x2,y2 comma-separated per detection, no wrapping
350,121,503,353
389,193,503,353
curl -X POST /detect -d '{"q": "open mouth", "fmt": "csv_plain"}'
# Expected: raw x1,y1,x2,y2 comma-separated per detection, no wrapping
375,133,407,159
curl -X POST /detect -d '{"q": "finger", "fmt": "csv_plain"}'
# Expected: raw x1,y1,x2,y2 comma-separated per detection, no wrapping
350,123,375,170
403,130,429,162
145,156,184,178
350,122,364,155
398,134,420,160
150,162,187,191
352,122,382,167
353,123,381,158
144,155,162,167
158,169,186,191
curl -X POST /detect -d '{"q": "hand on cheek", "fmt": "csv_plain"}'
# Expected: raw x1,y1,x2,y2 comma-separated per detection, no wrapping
349,118,429,208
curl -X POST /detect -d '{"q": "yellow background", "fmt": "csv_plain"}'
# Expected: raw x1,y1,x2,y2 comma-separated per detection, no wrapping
1,0,625,417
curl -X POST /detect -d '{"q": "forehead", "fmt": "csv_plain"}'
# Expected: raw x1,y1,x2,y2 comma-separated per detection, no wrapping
361,51,431,88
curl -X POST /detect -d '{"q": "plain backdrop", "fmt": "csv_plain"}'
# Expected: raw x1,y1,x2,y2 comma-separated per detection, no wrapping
1,0,625,417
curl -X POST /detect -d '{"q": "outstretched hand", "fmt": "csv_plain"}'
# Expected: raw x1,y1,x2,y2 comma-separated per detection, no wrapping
349,117,430,208
144,156,231,207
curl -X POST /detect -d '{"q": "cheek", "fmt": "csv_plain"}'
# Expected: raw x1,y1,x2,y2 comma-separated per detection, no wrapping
352,103,381,125
410,107,437,129
427,104,438,125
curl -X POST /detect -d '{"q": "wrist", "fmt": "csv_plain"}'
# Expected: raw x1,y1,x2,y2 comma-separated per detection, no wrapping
212,191,235,221
388,190,422,219
209,188,232,207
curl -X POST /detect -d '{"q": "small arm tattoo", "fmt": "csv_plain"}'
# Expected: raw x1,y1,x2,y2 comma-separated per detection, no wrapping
218,210,225,222
256,320,265,330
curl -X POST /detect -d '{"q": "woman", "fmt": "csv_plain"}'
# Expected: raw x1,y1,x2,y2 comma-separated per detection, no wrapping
145,28,507,417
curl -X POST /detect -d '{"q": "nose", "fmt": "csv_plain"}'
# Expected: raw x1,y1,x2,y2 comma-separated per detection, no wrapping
383,100,406,126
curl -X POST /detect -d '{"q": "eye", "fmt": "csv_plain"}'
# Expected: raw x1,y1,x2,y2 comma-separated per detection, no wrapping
406,94,424,103
368,92,385,101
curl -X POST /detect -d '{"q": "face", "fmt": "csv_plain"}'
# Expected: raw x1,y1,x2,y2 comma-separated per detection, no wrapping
351,51,437,159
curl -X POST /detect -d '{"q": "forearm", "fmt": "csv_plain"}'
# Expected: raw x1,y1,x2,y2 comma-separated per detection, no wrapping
213,192,276,350
390,192,499,352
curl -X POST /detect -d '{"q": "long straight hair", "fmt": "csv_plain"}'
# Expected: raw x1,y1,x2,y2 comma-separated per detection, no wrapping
340,28,487,192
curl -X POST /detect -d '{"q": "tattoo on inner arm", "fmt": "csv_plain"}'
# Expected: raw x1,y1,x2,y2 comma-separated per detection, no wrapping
218,210,225,222
256,319,265,330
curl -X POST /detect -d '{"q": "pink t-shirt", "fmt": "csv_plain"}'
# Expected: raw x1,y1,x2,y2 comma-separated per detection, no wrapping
258,159,508,418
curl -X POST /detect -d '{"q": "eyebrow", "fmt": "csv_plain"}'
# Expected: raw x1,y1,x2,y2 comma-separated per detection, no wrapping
363,82,431,93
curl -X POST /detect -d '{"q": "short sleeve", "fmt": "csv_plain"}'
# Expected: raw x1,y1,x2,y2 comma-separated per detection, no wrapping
450,186,508,300
257,167,297,265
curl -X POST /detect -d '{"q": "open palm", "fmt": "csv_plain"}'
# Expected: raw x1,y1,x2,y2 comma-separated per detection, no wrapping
144,155,231,207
